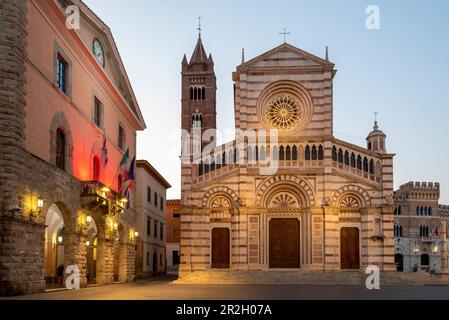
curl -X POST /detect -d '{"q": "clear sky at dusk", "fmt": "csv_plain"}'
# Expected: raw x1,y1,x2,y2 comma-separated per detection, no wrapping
84,0,449,202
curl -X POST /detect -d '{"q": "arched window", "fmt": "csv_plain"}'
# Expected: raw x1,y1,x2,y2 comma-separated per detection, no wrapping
210,160,216,172
248,146,253,162
416,207,420,216
312,145,318,161
318,145,324,160
93,156,100,181
190,87,194,100
204,159,210,174
215,154,221,169
56,128,66,171
292,145,298,161
369,159,375,174
260,146,266,161
222,152,227,166
305,145,311,161
255,146,259,161
272,146,278,161
227,149,234,164
286,146,291,161
198,161,203,176
357,155,362,170
202,87,206,100
344,151,350,166
279,146,285,161
338,149,343,164
332,147,337,162
363,157,369,172
428,207,432,216
398,206,402,216
351,153,356,168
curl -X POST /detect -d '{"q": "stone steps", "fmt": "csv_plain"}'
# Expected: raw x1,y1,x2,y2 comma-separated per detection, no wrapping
176,270,449,286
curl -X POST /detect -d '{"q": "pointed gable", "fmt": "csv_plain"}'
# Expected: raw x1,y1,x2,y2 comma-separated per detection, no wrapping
240,43,335,70
190,36,208,64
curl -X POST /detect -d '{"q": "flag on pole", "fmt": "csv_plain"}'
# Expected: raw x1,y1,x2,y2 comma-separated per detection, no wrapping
101,135,109,167
123,156,136,209
119,148,130,167
435,225,440,238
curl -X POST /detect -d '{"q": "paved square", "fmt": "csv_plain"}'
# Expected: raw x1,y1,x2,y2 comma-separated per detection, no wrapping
3,276,449,300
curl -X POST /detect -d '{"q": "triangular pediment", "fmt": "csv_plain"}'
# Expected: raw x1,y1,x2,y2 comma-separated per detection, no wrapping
240,43,334,69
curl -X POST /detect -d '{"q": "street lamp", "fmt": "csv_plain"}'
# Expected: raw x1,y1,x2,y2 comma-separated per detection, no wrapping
29,197,44,221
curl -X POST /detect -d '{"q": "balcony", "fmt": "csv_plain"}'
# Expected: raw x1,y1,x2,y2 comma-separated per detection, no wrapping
81,181,127,216
420,237,433,243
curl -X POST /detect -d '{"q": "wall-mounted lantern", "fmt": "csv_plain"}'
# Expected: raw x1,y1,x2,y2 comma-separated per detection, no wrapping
29,197,44,221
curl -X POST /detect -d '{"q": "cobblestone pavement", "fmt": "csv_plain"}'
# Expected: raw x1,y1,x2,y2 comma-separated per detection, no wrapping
2,275,449,300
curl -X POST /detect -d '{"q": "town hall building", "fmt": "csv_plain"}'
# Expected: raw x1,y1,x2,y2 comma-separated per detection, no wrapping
179,34,397,277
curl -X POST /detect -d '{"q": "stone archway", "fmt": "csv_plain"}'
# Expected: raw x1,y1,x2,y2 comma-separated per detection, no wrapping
86,216,98,284
44,204,65,288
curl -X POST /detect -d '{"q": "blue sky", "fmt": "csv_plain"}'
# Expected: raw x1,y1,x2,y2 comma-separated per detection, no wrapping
84,0,449,203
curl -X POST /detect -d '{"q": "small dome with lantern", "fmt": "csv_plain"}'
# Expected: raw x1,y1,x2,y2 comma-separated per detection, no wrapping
366,118,387,154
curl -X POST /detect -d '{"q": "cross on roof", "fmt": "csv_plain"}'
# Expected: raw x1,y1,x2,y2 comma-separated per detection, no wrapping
374,111,379,122
279,28,291,44
197,16,202,35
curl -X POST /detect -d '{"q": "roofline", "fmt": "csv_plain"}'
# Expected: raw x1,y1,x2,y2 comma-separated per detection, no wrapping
239,42,335,69
136,160,172,189
70,0,147,130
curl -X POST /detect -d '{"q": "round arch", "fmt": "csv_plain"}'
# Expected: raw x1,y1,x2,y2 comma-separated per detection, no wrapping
202,187,239,208
44,204,66,288
331,185,372,208
256,175,315,208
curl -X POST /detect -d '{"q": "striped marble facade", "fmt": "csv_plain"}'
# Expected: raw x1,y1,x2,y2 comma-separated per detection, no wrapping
179,43,396,277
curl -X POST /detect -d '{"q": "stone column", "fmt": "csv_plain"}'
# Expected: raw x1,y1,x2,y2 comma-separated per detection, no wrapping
309,207,324,270
323,207,340,271
381,206,396,272
441,222,448,274
119,243,136,282
63,230,88,289
96,237,114,285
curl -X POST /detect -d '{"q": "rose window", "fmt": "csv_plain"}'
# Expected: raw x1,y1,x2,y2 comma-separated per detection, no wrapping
264,94,302,131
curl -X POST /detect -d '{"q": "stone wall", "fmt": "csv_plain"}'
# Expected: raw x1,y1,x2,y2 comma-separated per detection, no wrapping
0,217,45,296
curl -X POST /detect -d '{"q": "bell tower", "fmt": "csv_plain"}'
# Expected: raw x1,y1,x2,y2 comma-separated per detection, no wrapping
181,34,217,154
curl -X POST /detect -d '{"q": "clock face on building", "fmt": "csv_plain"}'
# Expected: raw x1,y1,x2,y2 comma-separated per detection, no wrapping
93,39,105,67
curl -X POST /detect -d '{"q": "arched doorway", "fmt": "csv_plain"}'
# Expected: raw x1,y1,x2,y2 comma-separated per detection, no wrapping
211,228,230,269
395,254,404,272
340,227,360,270
86,216,98,284
269,219,300,269
44,204,65,288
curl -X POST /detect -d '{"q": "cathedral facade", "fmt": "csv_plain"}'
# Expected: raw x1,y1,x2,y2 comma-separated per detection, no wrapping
179,35,396,276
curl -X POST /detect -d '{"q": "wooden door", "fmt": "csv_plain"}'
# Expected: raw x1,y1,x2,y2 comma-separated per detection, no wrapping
212,228,230,269
269,219,300,269
340,227,360,270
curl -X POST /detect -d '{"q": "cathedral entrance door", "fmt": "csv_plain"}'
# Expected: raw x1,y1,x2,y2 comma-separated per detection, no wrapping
269,219,300,269
212,228,230,269
340,227,360,270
